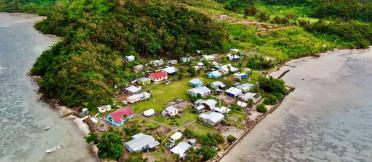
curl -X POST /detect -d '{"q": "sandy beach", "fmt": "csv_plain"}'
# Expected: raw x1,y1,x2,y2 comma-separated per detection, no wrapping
221,47,372,162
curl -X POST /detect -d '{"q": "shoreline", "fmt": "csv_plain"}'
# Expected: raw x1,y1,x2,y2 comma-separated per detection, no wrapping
217,46,372,161
15,11,370,162
30,75,99,158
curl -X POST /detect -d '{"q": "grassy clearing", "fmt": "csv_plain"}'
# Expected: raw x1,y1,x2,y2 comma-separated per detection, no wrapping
224,23,338,62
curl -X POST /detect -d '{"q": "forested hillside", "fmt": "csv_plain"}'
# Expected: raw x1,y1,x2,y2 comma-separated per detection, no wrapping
1,0,371,109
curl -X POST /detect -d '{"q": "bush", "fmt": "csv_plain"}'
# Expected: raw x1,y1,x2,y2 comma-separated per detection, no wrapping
258,77,288,96
227,135,237,144
256,104,267,113
184,128,196,138
263,94,278,105
247,55,275,70
97,131,123,160
197,146,217,160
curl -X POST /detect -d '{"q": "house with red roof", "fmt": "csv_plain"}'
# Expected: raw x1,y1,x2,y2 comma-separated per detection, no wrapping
148,71,168,82
105,106,135,127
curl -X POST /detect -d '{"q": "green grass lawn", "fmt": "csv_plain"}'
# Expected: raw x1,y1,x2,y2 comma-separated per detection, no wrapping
131,78,191,114
131,76,217,128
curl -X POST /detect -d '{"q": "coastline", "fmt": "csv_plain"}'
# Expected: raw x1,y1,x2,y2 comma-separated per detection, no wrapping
12,11,370,162
16,12,98,159
220,46,372,162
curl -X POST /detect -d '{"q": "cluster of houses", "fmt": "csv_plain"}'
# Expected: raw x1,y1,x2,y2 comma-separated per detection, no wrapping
88,49,266,160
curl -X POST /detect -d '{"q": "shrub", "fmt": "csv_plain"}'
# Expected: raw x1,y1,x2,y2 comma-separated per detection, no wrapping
227,135,237,144
263,94,278,105
256,104,267,113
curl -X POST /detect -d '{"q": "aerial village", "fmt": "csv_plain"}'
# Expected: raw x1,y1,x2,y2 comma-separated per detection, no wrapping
81,49,288,161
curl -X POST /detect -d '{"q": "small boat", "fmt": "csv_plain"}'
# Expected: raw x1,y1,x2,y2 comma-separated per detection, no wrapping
46,145,63,153
44,122,55,131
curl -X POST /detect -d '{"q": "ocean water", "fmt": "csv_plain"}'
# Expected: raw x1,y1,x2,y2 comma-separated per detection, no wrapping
222,48,372,162
0,13,97,162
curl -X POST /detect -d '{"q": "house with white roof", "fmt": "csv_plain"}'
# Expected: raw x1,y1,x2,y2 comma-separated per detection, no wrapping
168,60,178,65
97,105,111,113
162,66,177,74
187,86,211,97
199,112,224,126
125,133,160,152
126,92,151,104
150,59,164,66
143,109,155,117
202,55,216,61
234,72,248,80
213,106,230,114
195,99,218,110
180,57,191,63
125,85,142,94
170,132,182,142
236,83,254,92
218,65,229,74
133,64,144,73
125,55,135,62
210,81,226,89
225,87,243,97
227,54,240,61
162,106,179,117
170,142,192,158
239,92,260,103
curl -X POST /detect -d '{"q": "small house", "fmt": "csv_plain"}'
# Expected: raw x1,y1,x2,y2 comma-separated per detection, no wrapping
143,109,155,117
125,133,160,152
196,62,204,68
227,54,240,61
150,59,164,66
125,55,135,62
126,92,151,104
168,60,178,65
133,65,144,73
207,70,222,79
210,81,226,89
105,107,134,127
199,112,224,126
189,78,203,87
149,72,168,82
225,87,243,97
180,57,191,63
193,104,205,113
138,77,151,85
170,142,192,159
233,73,248,80
170,132,182,142
213,106,231,114
218,65,229,74
162,66,177,74
236,83,254,92
202,55,216,61
195,99,217,110
237,101,247,108
239,92,260,103
229,66,239,73
187,86,211,97
125,85,142,94
162,106,179,117
97,105,112,113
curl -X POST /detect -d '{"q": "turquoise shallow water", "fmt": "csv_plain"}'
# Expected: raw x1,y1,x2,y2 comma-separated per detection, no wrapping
222,48,372,162
0,13,96,162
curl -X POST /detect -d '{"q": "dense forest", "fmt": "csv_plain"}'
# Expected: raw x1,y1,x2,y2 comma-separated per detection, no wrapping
1,0,230,108
0,0,371,109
